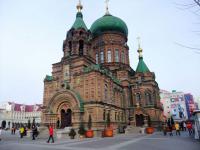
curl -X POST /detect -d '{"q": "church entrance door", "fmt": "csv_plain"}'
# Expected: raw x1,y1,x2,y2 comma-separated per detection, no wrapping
135,114,144,127
61,109,72,128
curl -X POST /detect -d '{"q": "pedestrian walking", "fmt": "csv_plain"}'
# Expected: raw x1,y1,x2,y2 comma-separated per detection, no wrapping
169,125,173,136
47,125,54,143
179,122,183,131
175,122,180,136
32,125,37,140
183,122,186,131
11,126,14,135
13,127,16,135
19,126,24,138
186,122,192,135
163,123,167,136
0,127,2,141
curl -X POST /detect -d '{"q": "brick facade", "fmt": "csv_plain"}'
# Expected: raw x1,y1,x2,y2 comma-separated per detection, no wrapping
42,7,163,130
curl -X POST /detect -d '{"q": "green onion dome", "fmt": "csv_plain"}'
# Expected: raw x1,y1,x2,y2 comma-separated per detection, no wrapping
90,14,128,37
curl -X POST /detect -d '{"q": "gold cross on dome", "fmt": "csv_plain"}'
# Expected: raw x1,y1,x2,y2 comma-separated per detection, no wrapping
137,37,141,48
77,0,83,12
137,37,143,58
105,0,110,14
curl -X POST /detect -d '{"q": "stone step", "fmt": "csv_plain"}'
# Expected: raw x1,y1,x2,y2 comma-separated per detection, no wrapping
125,126,145,134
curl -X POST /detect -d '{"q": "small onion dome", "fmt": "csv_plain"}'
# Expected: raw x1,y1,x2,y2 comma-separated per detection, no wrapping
71,12,88,31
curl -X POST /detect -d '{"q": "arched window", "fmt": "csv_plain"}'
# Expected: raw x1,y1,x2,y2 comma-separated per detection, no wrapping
103,109,106,121
145,93,152,105
121,51,125,63
104,84,108,100
96,52,99,64
107,49,111,62
136,93,141,103
100,51,104,63
79,40,84,56
115,49,119,62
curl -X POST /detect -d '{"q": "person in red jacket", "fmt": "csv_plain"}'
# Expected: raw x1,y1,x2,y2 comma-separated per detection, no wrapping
47,125,54,143
186,122,193,136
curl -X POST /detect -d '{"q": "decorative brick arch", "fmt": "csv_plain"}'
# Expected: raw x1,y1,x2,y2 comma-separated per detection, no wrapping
47,90,83,114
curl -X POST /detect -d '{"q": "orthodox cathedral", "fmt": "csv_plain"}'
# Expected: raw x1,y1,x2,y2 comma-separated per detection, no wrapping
42,1,163,131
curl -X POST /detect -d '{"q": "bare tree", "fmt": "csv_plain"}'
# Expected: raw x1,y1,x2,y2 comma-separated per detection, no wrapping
173,0,200,54
194,0,200,7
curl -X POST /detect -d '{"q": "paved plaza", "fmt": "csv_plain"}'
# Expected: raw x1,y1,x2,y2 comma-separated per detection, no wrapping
0,130,199,150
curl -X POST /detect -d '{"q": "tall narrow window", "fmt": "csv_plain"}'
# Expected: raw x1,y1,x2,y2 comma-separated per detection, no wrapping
115,49,119,62
107,50,111,62
145,93,152,105
68,41,72,56
121,51,125,63
96,53,99,64
136,93,141,103
79,40,84,56
100,51,104,63
104,84,108,100
103,110,106,121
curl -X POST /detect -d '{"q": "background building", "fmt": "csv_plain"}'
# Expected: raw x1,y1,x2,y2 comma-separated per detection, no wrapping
184,94,196,119
0,102,42,128
195,96,200,110
160,90,171,120
160,90,188,121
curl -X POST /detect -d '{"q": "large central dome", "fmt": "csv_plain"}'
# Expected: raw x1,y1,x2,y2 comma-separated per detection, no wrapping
90,14,128,37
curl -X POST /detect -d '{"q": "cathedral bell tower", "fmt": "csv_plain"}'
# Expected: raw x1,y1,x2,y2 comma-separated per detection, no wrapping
62,1,92,60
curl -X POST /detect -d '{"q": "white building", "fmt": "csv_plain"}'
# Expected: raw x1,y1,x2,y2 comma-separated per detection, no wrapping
0,102,42,128
195,97,200,110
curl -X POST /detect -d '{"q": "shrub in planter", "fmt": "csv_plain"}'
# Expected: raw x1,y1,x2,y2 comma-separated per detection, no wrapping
103,113,113,137
69,128,76,139
78,122,86,139
146,116,154,134
85,114,94,138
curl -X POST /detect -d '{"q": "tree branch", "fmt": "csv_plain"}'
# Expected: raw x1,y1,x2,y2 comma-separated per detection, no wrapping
194,0,200,7
174,42,200,51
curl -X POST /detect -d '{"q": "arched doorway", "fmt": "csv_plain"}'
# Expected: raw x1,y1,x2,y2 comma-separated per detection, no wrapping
135,114,144,127
1,120,6,129
60,109,72,128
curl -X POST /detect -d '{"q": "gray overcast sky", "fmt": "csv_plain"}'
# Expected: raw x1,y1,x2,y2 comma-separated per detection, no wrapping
0,0,199,104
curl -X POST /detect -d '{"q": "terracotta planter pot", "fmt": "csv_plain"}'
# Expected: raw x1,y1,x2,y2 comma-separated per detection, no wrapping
104,128,113,137
85,130,94,138
146,127,154,134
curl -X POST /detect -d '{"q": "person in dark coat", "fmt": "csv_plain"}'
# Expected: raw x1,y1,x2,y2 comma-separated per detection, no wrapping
169,125,173,136
32,125,37,140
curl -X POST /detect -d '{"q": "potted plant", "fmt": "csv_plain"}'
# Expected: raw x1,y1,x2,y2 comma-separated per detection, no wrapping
78,122,86,140
85,114,94,138
146,116,154,134
69,128,76,139
103,113,113,137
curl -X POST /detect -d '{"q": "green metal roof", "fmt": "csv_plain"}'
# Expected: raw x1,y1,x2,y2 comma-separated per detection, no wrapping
136,57,150,73
45,75,53,81
71,12,87,30
90,14,128,37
